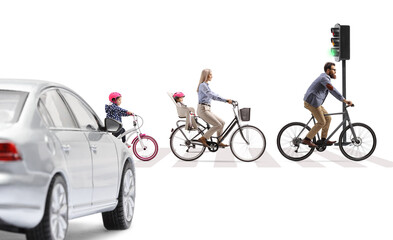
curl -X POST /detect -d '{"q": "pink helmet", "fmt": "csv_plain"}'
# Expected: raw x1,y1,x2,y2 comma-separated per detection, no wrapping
109,92,122,103
173,92,185,100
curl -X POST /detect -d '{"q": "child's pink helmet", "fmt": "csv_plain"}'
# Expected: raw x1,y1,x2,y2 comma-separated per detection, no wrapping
109,92,122,103
173,92,185,100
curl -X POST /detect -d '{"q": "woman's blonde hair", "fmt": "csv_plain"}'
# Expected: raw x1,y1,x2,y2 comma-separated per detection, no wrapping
197,69,211,92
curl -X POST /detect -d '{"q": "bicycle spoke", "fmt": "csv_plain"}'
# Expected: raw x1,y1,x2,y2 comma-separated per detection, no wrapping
358,127,366,138
174,136,186,141
230,126,265,162
277,122,314,161
339,123,376,161
170,125,205,161
133,136,158,161
290,127,298,138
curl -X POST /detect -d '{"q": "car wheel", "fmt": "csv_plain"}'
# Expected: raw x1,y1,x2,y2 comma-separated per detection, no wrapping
26,175,68,240
102,161,135,230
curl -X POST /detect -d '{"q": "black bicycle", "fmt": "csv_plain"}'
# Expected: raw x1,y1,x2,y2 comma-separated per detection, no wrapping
169,101,266,162
277,105,376,161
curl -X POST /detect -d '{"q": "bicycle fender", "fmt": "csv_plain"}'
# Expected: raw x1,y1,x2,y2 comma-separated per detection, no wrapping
131,134,147,145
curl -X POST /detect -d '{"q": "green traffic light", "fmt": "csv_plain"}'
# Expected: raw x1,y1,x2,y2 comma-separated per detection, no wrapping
330,48,339,57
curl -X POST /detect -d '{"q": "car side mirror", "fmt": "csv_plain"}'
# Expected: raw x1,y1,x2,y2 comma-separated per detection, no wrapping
105,118,122,133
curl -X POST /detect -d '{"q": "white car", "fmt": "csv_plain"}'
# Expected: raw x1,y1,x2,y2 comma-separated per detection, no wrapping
0,79,135,240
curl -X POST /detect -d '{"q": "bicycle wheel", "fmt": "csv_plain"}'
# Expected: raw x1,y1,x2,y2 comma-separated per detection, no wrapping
339,123,377,161
169,124,206,161
230,125,266,162
277,122,315,161
132,135,159,161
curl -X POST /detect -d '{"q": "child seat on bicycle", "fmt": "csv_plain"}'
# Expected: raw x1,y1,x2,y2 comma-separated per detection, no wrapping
168,92,198,131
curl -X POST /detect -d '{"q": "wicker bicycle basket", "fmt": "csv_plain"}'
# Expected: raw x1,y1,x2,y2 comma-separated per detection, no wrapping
239,108,251,121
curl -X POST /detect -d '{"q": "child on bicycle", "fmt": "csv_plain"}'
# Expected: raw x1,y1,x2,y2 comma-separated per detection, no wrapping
105,92,133,143
173,92,198,130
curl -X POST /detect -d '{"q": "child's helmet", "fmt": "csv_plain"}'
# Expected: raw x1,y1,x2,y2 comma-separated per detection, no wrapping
173,92,185,101
109,92,122,103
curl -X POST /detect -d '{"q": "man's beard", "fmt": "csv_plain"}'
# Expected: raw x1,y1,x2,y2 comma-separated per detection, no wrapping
329,73,336,79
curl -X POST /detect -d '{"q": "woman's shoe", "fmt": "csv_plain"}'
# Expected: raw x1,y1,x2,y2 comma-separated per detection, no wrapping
198,137,209,147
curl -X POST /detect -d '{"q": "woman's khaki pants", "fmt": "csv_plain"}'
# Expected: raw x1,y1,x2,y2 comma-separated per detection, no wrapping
197,104,225,139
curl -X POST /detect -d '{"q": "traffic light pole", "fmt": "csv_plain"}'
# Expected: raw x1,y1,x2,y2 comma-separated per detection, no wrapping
342,59,347,143
331,23,350,143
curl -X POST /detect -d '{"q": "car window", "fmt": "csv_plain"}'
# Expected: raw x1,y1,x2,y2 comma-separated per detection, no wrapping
0,90,28,123
38,99,55,127
60,90,99,131
39,90,76,128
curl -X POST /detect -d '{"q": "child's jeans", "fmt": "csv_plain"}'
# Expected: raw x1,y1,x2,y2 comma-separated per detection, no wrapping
113,127,126,143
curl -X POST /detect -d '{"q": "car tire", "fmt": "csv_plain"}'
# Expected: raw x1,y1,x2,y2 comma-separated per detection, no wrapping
102,161,135,230
26,175,68,240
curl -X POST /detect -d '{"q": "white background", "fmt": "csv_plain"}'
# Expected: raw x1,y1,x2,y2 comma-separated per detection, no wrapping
1,0,393,240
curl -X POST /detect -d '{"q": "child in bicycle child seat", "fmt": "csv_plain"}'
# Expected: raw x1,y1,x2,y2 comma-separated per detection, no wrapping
105,92,133,143
173,92,198,130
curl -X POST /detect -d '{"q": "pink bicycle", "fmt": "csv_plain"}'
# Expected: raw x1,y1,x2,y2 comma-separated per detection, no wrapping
118,114,159,161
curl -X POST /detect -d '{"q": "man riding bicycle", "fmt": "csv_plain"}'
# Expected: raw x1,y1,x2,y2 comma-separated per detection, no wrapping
302,62,353,148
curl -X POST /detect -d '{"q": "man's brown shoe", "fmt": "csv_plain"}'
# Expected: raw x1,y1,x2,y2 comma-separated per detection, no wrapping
198,137,209,147
325,140,336,146
301,139,317,148
219,143,229,148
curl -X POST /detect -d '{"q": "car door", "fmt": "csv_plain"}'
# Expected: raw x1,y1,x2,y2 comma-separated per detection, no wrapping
59,90,119,206
38,89,93,210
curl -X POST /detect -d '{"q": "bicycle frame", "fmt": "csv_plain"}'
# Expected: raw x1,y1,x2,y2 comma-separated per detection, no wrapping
174,101,249,146
299,106,357,145
118,115,146,149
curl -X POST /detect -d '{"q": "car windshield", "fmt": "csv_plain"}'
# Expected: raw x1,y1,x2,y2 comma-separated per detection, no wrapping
0,90,29,124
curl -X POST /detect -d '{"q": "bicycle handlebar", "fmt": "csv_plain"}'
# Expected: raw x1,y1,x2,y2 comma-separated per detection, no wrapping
129,114,144,129
231,100,238,107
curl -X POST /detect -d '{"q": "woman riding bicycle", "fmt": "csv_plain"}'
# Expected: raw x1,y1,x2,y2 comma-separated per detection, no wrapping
196,69,233,148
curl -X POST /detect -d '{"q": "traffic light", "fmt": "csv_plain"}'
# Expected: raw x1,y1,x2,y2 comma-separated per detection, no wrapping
330,23,350,62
